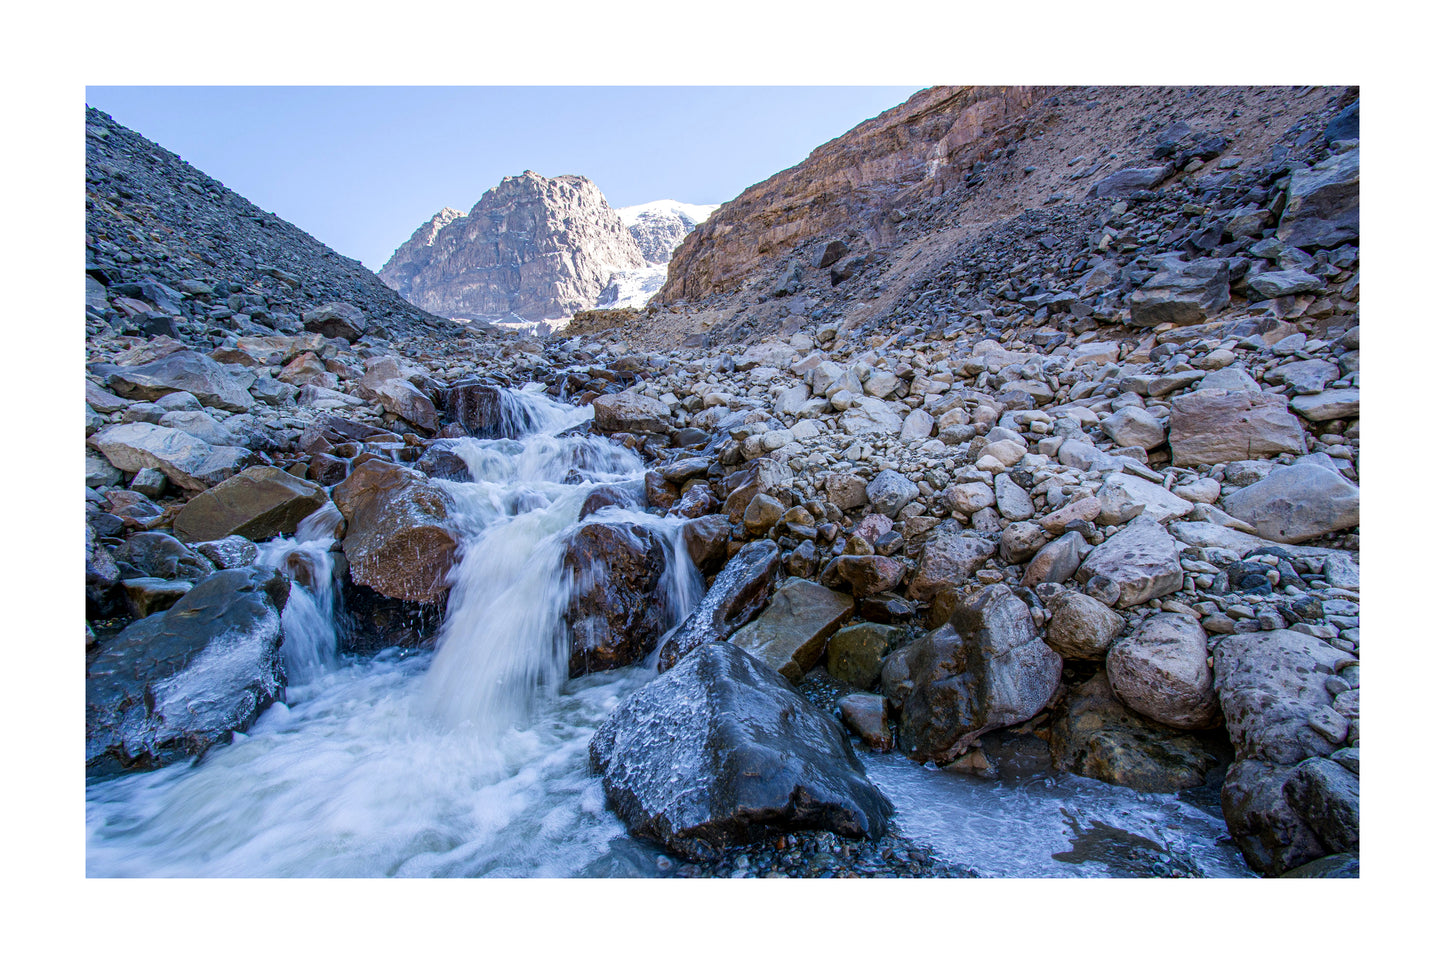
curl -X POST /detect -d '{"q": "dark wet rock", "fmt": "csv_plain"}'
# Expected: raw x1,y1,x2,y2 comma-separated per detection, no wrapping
659,539,779,672
86,566,289,775
1075,518,1183,608
106,350,254,412
86,525,124,619
680,513,732,574
825,622,907,689
297,414,393,455
729,577,855,682
1106,612,1218,729
172,466,329,544
332,460,458,603
1212,629,1343,766
743,492,785,535
1049,671,1223,793
193,535,261,570
837,692,893,751
561,522,675,676
1279,852,1359,878
882,585,1061,763
579,483,641,520
590,642,893,860
645,471,680,512
121,576,194,618
1283,756,1360,854
1221,759,1326,876
122,531,215,581
413,443,473,482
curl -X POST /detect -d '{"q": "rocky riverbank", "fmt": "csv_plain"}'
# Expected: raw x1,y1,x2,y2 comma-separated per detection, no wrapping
84,87,1360,877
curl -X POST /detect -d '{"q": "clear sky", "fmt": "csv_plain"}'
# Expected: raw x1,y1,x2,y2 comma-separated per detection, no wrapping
84,86,922,271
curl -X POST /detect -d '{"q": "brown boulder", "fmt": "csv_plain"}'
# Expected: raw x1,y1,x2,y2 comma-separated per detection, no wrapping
332,461,458,603
172,466,329,544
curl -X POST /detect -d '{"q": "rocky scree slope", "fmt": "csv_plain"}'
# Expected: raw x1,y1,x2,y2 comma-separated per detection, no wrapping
85,96,1360,877
379,171,649,325
618,85,1350,350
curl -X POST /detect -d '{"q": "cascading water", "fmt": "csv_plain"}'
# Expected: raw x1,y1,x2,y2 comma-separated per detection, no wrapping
86,388,700,877
86,385,1250,878
255,503,343,688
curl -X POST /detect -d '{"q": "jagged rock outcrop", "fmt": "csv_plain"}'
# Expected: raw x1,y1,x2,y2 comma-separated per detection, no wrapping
617,201,717,263
379,172,648,324
657,86,1038,302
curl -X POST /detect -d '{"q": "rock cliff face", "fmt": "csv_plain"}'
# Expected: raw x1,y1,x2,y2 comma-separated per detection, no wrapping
657,86,1036,302
379,172,648,324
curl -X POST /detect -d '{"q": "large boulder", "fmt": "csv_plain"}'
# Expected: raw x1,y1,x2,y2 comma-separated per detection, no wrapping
1106,612,1218,729
359,362,438,433
88,422,251,493
86,566,289,775
1088,166,1170,199
560,522,674,676
1075,518,1184,608
592,392,671,435
1169,389,1307,466
729,577,855,682
1049,671,1223,793
106,350,254,412
1212,630,1345,766
1275,147,1359,249
172,466,329,544
881,585,1061,763
1283,757,1360,854
302,301,366,341
1222,462,1359,544
658,539,780,671
825,622,908,689
589,642,893,859
332,461,458,603
1127,258,1231,328
1222,759,1327,876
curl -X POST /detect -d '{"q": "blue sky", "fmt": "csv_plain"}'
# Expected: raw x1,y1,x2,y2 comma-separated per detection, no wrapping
84,87,922,271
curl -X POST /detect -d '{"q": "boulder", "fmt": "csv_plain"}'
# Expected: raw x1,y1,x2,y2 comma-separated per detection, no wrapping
906,533,996,600
1049,671,1222,793
1022,531,1088,588
1283,757,1360,854
1127,258,1231,328
679,513,732,574
301,301,366,341
729,577,855,682
825,622,907,689
1245,269,1325,300
172,466,329,544
1289,388,1359,423
1275,147,1359,249
993,473,1034,521
1045,590,1124,660
881,585,1061,763
332,461,458,603
841,396,903,436
825,472,869,510
1212,630,1345,766
1222,760,1327,876
1222,462,1359,544
86,566,289,775
592,392,671,435
837,693,893,752
1169,389,1307,466
561,522,674,676
121,531,215,581
1096,472,1192,526
106,350,254,413
1089,166,1170,199
1106,612,1218,729
1101,407,1166,450
866,469,919,518
824,554,907,597
589,642,893,859
1075,518,1183,607
658,539,779,671
362,376,438,433
88,422,251,493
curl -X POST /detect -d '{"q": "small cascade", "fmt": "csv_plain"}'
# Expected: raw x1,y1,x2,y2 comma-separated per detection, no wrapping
256,504,344,687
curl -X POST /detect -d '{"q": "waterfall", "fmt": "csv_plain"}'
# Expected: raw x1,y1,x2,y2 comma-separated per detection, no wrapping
256,503,344,686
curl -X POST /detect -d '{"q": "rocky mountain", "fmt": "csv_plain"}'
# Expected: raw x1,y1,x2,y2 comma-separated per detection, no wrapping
617,200,718,263
85,88,1361,881
378,171,649,326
